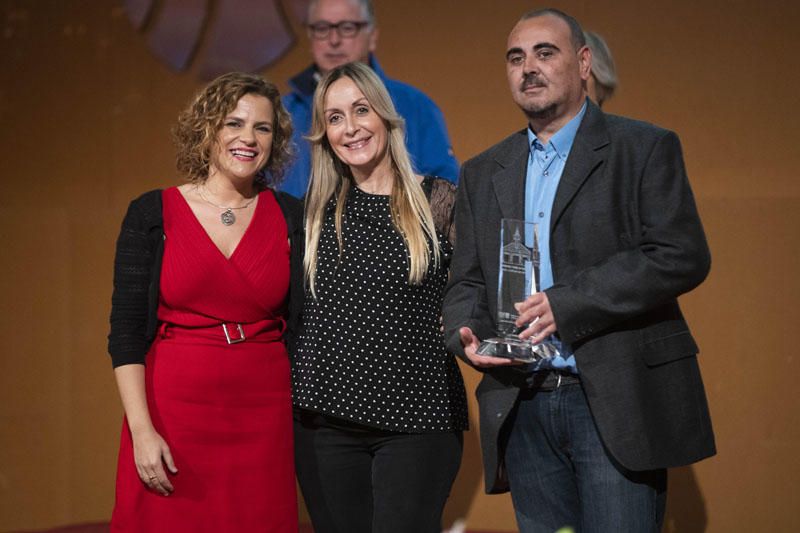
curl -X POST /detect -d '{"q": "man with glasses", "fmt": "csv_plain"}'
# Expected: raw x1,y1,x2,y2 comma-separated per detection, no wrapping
280,0,459,197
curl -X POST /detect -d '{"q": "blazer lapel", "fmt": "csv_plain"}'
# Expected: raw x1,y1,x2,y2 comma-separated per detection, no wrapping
474,130,528,317
492,130,528,221
551,101,610,230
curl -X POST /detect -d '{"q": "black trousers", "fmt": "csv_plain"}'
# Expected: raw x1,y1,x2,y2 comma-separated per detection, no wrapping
294,411,463,533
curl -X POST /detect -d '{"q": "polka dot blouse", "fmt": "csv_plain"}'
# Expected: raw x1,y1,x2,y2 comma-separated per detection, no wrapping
292,177,468,433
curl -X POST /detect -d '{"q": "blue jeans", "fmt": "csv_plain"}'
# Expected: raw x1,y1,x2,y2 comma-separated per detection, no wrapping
504,383,666,533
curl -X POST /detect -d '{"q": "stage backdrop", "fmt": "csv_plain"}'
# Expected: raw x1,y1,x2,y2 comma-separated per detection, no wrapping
1,0,798,531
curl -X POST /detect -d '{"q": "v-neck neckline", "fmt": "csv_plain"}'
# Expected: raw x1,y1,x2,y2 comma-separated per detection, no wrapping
173,186,264,261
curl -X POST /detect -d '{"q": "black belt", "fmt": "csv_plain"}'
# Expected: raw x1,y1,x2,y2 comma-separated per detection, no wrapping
522,369,581,392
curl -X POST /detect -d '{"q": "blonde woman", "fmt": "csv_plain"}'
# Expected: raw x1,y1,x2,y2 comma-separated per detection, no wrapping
291,62,467,533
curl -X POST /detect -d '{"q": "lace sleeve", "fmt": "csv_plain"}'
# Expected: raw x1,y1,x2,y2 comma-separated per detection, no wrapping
426,177,457,247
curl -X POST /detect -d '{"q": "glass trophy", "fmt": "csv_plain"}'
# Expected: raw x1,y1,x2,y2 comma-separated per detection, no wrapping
476,219,560,363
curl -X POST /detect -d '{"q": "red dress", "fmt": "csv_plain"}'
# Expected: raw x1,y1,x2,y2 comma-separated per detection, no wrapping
111,187,298,532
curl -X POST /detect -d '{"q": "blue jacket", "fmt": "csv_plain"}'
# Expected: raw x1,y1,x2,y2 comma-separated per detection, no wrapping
279,55,459,198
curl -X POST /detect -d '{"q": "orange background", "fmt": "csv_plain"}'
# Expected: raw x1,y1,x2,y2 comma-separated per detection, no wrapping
1,0,799,531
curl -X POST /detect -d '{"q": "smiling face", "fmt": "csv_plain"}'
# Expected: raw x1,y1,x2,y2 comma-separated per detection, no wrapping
309,0,377,74
208,93,274,183
506,14,591,127
323,76,389,179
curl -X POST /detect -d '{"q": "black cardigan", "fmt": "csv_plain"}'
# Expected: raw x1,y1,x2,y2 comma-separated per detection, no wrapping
107,188,305,368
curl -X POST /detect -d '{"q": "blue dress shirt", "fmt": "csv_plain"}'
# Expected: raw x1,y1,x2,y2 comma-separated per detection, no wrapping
524,102,587,373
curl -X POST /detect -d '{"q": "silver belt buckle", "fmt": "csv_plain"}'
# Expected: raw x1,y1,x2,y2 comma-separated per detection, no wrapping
222,323,246,344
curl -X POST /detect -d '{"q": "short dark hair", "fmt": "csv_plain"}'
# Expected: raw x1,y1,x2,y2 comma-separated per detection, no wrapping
520,8,586,51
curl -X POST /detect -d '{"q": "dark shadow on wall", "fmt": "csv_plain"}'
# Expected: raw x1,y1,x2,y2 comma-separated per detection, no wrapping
664,465,708,533
442,413,484,529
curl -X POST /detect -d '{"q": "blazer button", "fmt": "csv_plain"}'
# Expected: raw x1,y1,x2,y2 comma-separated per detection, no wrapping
496,412,503,418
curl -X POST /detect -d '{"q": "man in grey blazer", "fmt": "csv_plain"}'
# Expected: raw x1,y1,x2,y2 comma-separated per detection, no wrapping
442,8,715,532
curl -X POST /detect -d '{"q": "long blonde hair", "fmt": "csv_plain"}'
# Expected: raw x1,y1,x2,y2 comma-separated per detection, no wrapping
304,62,440,297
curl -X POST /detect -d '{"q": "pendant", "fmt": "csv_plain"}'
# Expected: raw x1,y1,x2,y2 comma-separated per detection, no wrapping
220,209,236,226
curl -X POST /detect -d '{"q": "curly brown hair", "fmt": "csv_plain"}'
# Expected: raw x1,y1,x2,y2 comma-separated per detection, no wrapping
173,72,293,188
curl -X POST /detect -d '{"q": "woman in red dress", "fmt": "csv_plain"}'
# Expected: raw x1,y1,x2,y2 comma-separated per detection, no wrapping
107,73,302,532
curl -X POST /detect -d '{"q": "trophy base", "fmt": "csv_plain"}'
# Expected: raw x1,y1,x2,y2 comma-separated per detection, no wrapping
476,337,559,363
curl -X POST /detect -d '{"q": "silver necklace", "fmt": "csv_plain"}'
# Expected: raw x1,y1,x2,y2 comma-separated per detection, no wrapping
197,187,256,226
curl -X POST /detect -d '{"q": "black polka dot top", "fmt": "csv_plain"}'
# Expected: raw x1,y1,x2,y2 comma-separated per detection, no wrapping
292,177,468,433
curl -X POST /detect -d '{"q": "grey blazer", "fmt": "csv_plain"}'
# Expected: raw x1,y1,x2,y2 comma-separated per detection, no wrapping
443,100,716,494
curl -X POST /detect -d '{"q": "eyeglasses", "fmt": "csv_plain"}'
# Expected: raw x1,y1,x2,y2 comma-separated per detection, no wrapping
307,20,369,40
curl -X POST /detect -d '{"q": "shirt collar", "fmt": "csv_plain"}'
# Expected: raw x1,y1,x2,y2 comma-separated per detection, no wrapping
527,100,588,159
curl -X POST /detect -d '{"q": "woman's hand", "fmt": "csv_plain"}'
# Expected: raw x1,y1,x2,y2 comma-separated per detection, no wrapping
114,364,178,496
132,427,178,496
